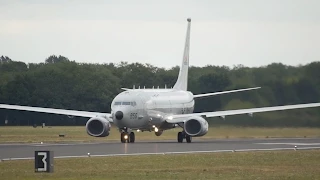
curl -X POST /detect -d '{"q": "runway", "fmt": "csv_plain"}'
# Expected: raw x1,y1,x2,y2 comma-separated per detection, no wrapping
0,138,320,160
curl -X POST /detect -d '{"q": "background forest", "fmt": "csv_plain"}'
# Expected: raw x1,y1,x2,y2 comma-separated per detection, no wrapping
0,55,319,127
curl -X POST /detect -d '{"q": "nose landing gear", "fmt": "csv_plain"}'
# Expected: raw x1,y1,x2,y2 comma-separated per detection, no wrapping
120,129,135,143
177,131,192,143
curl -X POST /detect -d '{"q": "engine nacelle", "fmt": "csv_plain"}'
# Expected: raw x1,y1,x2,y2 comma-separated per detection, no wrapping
184,116,208,137
86,117,111,137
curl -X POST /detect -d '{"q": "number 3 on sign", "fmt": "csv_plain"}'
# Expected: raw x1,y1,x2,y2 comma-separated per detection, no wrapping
37,152,47,172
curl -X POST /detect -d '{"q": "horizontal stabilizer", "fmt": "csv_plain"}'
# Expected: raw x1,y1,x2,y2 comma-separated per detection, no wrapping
193,87,261,98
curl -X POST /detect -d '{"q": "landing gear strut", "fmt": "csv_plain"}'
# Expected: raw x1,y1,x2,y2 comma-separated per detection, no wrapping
177,131,192,143
120,129,135,143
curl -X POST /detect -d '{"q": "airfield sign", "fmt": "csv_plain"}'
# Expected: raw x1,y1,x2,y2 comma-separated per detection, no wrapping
35,151,54,173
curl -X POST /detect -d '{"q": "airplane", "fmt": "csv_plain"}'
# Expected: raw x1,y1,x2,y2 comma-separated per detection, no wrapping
1,18,320,143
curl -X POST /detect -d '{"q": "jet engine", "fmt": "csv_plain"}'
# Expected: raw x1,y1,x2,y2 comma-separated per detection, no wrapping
86,117,111,137
184,116,208,137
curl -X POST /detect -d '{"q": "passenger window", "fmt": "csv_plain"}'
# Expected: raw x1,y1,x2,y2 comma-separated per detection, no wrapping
131,102,137,106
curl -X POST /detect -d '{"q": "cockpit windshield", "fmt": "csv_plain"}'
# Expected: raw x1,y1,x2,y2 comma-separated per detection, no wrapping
122,102,131,105
114,101,137,106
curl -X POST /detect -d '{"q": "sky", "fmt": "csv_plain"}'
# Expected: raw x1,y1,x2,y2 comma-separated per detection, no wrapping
0,0,319,68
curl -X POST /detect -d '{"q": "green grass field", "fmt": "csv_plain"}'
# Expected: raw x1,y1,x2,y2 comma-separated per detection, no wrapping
0,126,320,143
0,150,319,180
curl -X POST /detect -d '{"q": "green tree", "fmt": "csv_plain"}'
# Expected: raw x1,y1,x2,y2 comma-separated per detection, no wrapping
45,55,70,64
0,56,320,127
194,73,231,112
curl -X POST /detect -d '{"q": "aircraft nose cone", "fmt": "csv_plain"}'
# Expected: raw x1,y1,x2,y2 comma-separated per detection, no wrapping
115,111,124,120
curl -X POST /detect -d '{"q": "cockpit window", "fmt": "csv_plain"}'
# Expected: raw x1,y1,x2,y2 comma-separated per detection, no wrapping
114,101,137,106
122,102,131,105
114,102,121,105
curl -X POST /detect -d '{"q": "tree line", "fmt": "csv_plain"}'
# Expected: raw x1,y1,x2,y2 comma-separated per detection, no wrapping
0,55,320,127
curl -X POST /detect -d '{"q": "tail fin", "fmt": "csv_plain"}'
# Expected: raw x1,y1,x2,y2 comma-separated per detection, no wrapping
173,18,191,91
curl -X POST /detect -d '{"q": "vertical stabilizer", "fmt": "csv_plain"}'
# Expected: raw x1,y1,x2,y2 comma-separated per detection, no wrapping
173,18,191,91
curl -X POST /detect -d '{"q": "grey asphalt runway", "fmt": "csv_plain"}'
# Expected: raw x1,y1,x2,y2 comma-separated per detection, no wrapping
0,138,320,160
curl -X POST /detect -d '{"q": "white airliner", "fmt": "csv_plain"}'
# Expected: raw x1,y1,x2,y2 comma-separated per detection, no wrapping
1,18,320,143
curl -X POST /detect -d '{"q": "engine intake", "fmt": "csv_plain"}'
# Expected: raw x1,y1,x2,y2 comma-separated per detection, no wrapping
184,116,208,137
86,117,111,137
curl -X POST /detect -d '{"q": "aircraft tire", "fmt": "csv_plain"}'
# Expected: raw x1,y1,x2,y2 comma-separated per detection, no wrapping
120,132,125,143
129,132,135,143
186,135,192,143
177,132,183,143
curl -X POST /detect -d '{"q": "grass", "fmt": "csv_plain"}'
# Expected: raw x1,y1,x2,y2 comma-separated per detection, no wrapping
0,150,319,180
0,126,319,143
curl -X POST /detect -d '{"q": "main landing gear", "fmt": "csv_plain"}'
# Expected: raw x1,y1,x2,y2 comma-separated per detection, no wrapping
177,131,192,143
120,130,135,143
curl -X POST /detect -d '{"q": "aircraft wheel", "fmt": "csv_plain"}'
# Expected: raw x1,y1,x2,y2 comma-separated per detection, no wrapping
120,133,125,143
177,132,183,143
129,132,135,143
120,132,129,143
186,135,192,143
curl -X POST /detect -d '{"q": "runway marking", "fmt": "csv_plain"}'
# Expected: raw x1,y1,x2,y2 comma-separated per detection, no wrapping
0,142,109,147
257,143,320,146
0,138,318,147
1,146,320,161
31,144,86,147
0,143,40,146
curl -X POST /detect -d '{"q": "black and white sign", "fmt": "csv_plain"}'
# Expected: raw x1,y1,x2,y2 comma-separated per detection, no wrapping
35,151,54,173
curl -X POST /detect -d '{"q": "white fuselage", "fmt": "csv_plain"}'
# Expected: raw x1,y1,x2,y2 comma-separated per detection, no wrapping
111,89,194,130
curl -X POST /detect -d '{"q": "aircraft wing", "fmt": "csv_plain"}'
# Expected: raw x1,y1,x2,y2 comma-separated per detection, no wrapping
0,104,111,120
165,103,320,124
193,87,260,98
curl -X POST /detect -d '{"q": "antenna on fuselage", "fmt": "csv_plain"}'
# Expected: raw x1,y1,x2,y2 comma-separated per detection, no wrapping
165,84,167,89
144,86,145,89
133,85,135,89
138,86,140,89
157,86,159,89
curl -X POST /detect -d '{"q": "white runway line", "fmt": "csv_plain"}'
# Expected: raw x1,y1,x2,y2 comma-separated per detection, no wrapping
32,144,82,147
30,142,109,146
0,142,108,147
1,146,320,161
256,143,320,146
0,143,40,146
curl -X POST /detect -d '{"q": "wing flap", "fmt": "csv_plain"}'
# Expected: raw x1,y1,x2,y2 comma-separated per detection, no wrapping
0,104,110,120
